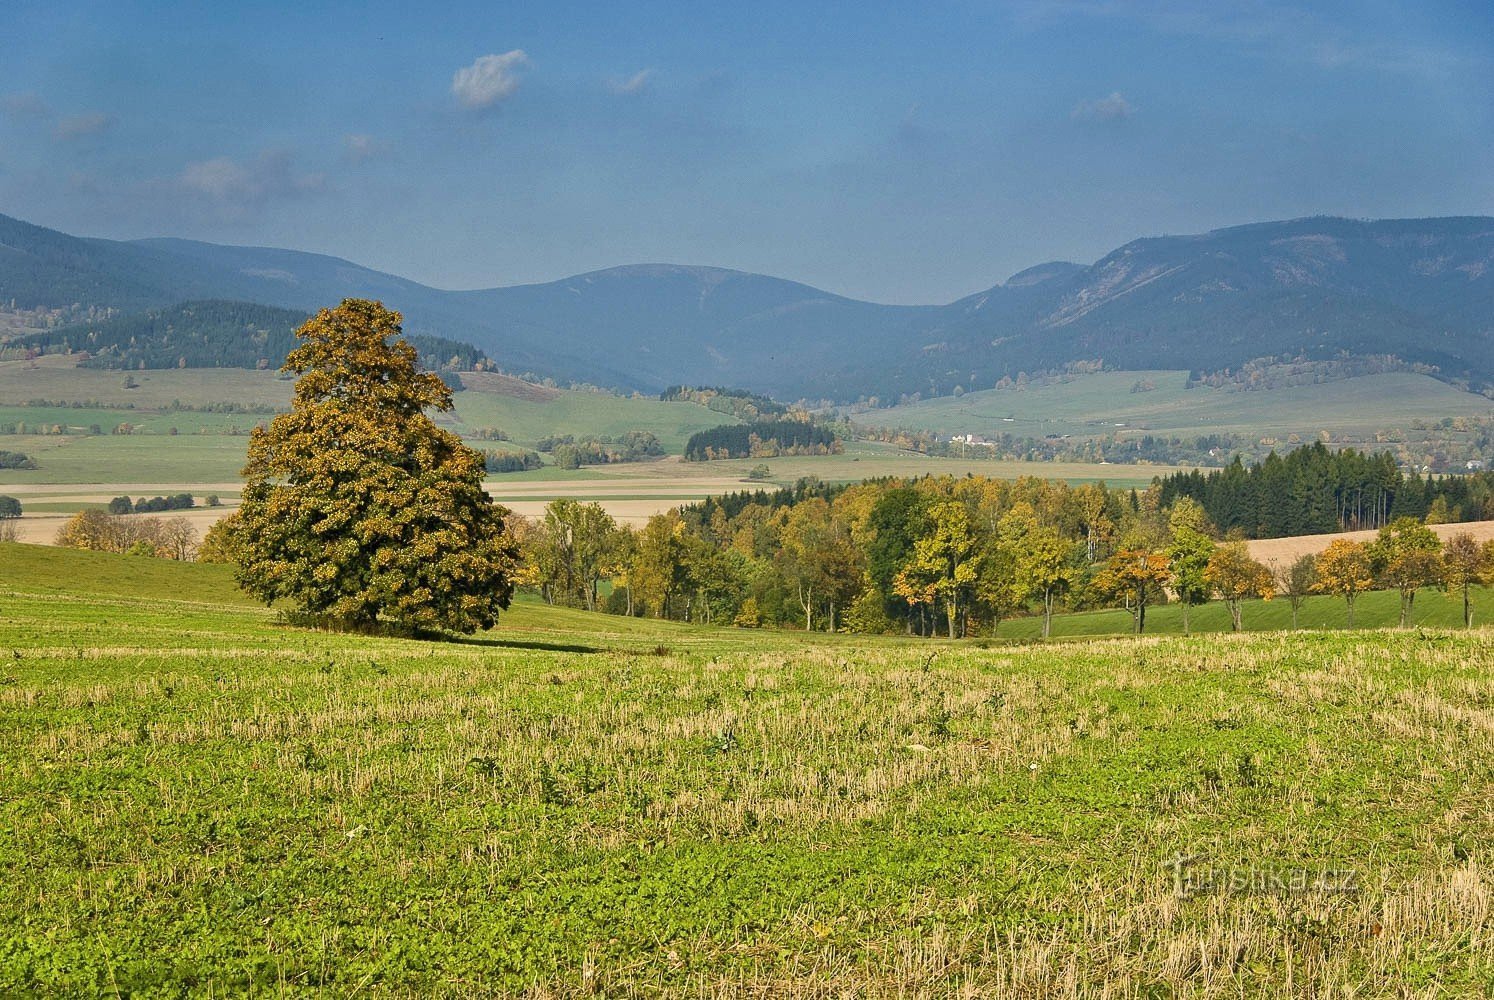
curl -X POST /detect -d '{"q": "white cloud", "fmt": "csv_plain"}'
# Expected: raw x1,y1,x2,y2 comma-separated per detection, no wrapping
54,111,113,139
179,150,325,207
451,50,528,110
608,69,654,95
1072,91,1136,121
1,91,49,119
342,133,385,162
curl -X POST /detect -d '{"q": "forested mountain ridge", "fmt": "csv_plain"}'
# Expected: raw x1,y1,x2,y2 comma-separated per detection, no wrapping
3,211,1491,401
853,216,1494,402
14,300,491,373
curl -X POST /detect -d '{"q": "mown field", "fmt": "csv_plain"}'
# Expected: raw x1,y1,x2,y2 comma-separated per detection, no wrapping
1,542,1490,996
866,370,1494,442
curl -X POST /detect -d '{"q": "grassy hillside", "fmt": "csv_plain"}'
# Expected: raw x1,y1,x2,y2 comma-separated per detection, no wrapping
867,370,1493,444
1,543,1490,995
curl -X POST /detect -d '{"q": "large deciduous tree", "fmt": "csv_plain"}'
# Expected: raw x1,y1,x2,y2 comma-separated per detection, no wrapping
233,299,517,634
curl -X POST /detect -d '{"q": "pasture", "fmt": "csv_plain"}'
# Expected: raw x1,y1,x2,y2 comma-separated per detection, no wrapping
866,370,1494,444
0,542,1490,996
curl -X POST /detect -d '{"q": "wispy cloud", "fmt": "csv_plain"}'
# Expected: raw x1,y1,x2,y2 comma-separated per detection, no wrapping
608,69,654,95
452,51,529,111
1015,1,1470,77
1072,91,1135,121
178,150,325,208
54,111,113,140
342,133,386,162
1,91,49,120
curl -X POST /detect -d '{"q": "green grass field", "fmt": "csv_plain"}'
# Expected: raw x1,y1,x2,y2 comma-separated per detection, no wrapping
867,370,1494,442
2,542,1490,996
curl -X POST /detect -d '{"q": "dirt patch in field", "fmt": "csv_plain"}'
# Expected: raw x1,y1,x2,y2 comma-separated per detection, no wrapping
1247,520,1494,566
458,372,562,402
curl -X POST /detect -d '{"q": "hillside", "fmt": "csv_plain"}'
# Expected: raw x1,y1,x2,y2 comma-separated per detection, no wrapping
16,300,488,372
3,211,1492,400
867,368,1494,445
847,216,1494,401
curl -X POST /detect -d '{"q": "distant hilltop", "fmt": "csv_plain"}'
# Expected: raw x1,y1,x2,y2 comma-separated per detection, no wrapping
3,211,1491,402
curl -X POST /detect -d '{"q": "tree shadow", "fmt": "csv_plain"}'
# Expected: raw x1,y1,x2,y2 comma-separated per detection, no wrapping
455,635,604,654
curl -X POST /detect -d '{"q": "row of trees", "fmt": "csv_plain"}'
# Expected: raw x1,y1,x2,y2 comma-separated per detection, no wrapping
54,509,199,560
106,493,210,515
512,477,1494,636
1310,522,1494,628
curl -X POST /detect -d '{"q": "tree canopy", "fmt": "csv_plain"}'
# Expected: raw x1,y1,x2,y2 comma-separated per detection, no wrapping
230,299,517,634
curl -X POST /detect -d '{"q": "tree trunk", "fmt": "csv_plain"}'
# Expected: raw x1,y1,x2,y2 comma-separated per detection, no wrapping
1136,596,1146,634
1229,600,1242,631
1181,600,1191,636
947,600,958,639
1346,596,1355,628
1042,590,1053,639
1465,586,1473,628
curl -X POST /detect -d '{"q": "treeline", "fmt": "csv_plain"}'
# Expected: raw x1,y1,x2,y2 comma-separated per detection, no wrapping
515,474,1147,635
515,475,1494,638
856,424,1240,467
1154,444,1494,538
661,386,789,421
483,450,544,473
536,432,663,469
22,300,491,373
107,494,210,515
684,420,841,461
19,396,281,415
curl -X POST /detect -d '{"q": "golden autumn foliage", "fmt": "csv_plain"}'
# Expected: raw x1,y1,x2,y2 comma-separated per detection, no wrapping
232,299,517,633
1204,541,1274,631
1314,538,1375,627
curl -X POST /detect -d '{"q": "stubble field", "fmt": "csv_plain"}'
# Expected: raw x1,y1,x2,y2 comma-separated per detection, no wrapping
1,543,1489,996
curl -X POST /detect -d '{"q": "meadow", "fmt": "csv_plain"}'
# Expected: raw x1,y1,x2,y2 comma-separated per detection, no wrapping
867,370,1494,443
1,542,1490,996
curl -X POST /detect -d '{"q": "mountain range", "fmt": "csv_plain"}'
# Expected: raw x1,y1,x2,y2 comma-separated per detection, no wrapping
3,211,1491,401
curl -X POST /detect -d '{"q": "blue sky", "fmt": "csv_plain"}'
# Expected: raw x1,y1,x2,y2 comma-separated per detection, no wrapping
2,1,1491,302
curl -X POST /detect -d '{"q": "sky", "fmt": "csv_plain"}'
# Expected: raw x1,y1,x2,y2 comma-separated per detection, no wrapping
2,1,1492,304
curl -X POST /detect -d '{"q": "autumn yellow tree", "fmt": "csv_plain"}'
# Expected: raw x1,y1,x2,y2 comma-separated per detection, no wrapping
1204,541,1273,631
1314,539,1374,627
895,499,980,638
1368,518,1443,627
1442,532,1494,628
232,299,517,634
1095,548,1171,634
